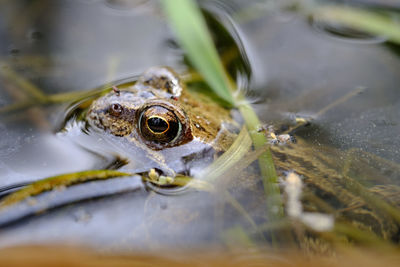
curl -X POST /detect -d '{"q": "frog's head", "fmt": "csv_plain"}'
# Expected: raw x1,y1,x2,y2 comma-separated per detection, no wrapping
81,67,233,178
86,67,192,150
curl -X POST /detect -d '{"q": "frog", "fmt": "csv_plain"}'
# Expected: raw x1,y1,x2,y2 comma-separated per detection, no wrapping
85,66,237,178
85,66,400,242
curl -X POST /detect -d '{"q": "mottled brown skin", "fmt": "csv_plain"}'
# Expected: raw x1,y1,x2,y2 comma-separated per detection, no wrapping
87,66,399,242
178,89,236,151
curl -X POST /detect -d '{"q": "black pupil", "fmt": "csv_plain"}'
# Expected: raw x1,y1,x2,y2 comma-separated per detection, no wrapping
147,117,168,133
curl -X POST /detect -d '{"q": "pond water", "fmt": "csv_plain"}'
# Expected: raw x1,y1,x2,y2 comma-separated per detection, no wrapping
0,0,399,253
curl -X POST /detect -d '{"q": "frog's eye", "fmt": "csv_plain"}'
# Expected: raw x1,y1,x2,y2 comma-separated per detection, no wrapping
108,103,123,117
138,105,181,144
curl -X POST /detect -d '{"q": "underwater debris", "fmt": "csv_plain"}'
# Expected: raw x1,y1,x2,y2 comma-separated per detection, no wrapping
283,172,334,232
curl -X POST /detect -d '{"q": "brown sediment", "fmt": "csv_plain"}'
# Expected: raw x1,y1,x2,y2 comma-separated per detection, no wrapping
0,245,399,267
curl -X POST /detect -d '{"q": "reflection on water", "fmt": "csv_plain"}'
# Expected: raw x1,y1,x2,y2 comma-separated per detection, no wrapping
0,0,399,254
310,13,387,44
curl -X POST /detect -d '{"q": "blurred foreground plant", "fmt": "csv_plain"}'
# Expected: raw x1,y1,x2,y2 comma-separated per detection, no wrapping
162,0,284,244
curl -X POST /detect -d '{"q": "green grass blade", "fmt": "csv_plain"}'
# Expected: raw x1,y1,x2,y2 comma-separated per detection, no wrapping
162,0,235,105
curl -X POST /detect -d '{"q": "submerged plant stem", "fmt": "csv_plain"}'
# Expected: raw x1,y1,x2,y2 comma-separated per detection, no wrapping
0,170,132,209
238,102,283,219
201,126,252,182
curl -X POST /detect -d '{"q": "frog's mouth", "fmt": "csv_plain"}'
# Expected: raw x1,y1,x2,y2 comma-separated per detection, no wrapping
119,137,216,180
137,141,216,192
